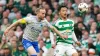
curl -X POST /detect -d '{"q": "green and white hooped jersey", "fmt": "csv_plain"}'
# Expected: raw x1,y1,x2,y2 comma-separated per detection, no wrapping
89,31,97,41
54,18,74,45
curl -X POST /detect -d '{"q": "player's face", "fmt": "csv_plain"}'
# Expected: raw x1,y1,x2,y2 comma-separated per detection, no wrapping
59,7,67,18
38,9,46,20
43,27,49,38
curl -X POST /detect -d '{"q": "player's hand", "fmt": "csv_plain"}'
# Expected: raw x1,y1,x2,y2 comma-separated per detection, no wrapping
76,41,81,46
52,44,56,49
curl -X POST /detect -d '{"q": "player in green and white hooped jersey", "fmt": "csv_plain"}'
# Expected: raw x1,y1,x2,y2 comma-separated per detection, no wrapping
4,7,67,56
54,4,81,56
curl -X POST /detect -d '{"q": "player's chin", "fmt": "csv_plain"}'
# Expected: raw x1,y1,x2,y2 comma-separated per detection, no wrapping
63,16,66,18
41,17,44,20
41,18,44,20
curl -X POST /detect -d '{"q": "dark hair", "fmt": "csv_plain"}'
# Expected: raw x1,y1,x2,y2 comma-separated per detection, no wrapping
57,4,67,12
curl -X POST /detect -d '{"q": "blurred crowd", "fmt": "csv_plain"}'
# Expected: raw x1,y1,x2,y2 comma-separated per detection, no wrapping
0,0,100,56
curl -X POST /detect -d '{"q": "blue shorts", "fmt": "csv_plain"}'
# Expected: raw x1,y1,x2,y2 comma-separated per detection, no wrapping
22,38,40,53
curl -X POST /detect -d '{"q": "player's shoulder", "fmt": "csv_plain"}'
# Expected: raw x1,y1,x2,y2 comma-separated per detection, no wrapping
54,19,62,23
26,15,36,19
25,15,37,21
67,19,74,22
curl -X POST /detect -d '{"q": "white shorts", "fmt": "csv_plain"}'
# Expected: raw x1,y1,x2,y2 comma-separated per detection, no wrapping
54,44,77,56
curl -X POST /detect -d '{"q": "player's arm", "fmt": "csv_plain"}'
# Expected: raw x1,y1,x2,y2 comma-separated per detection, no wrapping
72,32,81,46
4,19,27,35
45,20,67,39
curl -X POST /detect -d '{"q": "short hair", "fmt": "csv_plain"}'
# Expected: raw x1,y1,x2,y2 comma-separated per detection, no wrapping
57,4,68,12
35,6,45,14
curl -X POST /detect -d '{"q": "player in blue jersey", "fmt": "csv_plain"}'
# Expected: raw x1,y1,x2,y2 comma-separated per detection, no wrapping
4,7,67,56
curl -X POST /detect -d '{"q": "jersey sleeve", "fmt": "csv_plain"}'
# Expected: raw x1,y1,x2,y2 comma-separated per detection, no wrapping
22,16,33,23
71,20,75,31
44,19,52,28
53,20,59,30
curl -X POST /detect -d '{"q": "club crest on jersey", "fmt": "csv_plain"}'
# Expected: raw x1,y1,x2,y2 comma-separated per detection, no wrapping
66,30,71,32
40,24,43,27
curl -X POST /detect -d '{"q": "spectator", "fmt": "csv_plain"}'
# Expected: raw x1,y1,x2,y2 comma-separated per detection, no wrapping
88,38,96,50
83,7,94,26
16,0,29,17
81,31,89,50
67,2,72,15
47,9,53,21
6,0,14,11
0,25,3,38
8,6,19,23
92,5,100,20
7,30,15,41
68,7,77,23
52,2,58,15
12,12,22,23
3,44,12,56
41,1,46,8
44,3,50,11
18,42,28,56
39,26,55,56
10,38,18,56
96,14,100,32
67,1,72,9
32,0,38,6
0,36,6,49
0,0,6,6
87,18,95,30
95,33,100,56
31,6,37,15
0,49,5,56
80,48,88,56
72,0,81,14
0,7,3,24
89,22,97,41
1,18,10,32
74,22,87,40
14,25,23,41
2,10,9,19
58,0,64,5
76,16,83,23
46,15,51,22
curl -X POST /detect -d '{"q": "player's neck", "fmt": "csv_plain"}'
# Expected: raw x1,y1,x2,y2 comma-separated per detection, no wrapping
61,17,67,20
